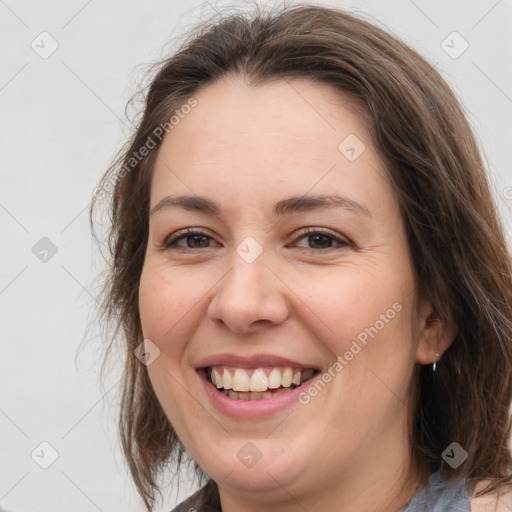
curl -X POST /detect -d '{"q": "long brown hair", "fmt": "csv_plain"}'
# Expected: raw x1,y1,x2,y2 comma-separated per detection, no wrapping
89,3,512,509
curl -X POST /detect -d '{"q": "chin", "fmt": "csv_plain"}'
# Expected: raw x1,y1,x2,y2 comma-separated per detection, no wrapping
193,435,315,495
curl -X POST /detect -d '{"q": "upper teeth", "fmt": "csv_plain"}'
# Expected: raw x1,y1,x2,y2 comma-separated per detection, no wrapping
209,366,315,392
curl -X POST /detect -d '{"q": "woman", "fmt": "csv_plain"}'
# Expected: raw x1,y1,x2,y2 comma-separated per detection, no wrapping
90,3,512,511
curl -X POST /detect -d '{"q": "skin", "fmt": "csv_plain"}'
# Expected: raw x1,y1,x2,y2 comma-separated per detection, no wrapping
138,75,456,512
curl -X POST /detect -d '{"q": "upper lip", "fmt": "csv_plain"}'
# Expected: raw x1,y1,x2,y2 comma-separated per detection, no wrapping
195,353,321,370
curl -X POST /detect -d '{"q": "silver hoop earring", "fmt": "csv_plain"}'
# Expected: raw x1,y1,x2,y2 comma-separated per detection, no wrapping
433,352,439,372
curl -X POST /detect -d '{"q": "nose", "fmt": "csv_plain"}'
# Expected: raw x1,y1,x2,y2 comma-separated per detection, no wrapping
207,248,289,334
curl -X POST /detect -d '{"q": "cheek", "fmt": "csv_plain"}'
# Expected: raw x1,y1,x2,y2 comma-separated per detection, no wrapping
138,266,204,437
292,268,401,341
296,270,416,416
290,265,416,387
138,264,203,356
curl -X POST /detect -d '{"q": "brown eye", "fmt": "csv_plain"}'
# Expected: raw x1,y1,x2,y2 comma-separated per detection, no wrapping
294,229,350,251
181,234,211,248
163,229,217,249
306,234,335,249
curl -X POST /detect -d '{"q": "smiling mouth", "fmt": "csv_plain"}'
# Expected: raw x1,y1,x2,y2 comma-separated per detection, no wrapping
205,366,319,400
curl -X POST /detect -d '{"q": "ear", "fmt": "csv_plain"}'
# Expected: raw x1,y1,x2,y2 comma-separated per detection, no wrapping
415,300,458,365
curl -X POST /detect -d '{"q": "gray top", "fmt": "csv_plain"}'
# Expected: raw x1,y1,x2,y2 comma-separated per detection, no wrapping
398,467,471,512
170,467,472,512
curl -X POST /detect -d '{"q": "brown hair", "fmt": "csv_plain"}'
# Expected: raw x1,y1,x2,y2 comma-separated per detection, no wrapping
89,3,512,510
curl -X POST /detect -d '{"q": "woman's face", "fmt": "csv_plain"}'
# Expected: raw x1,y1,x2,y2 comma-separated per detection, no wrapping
139,76,438,506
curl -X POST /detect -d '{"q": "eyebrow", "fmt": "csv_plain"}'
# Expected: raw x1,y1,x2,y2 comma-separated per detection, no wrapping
150,194,371,217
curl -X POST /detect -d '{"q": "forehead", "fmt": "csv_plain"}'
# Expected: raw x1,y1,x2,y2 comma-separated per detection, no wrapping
158,75,370,161
150,75,394,218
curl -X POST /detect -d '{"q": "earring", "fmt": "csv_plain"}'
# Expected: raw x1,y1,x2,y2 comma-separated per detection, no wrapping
433,352,439,372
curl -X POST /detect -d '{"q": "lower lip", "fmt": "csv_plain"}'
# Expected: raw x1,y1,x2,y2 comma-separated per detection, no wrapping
198,369,318,419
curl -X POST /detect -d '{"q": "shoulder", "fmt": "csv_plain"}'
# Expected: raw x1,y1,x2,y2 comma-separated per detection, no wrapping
470,479,512,511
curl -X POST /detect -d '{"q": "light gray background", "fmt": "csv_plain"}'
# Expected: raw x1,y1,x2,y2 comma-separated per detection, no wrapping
1,0,511,511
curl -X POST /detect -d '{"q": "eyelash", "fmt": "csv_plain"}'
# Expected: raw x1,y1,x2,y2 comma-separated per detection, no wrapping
160,227,351,252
